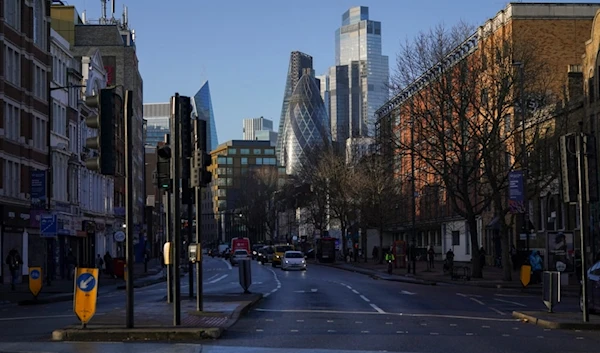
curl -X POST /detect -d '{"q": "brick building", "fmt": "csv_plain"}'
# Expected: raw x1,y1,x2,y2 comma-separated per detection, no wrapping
1,0,52,283
375,2,600,263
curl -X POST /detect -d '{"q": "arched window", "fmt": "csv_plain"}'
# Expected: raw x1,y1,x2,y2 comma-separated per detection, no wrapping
33,0,44,46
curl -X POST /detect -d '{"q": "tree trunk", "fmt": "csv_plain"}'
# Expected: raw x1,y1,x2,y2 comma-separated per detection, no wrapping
500,221,512,281
341,223,347,260
467,216,482,278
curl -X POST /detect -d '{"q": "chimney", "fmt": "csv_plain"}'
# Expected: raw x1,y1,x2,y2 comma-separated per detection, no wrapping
567,65,583,101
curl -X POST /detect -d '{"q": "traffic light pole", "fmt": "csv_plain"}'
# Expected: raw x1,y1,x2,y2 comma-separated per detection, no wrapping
172,94,182,326
576,126,590,323
187,190,194,299
194,118,204,311
124,90,135,329
165,188,172,303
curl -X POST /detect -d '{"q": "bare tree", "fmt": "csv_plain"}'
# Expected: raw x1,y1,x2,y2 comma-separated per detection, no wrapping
236,166,280,243
385,23,557,279
355,152,404,264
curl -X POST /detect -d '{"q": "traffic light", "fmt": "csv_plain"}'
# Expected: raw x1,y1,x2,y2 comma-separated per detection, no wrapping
201,152,212,186
84,88,116,175
157,145,172,190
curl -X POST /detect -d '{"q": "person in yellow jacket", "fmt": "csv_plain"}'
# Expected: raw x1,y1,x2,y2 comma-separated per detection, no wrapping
385,250,395,274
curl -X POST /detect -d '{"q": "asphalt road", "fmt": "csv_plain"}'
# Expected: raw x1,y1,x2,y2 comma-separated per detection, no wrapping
0,260,598,353
0,257,277,343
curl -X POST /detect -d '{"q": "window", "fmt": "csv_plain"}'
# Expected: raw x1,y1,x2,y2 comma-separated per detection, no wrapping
4,45,20,85
53,154,68,202
4,102,21,141
33,115,48,150
240,148,250,154
228,148,237,154
69,123,78,153
4,0,20,30
256,158,263,165
253,149,261,154
52,53,67,86
452,231,460,246
53,102,67,136
264,149,275,155
33,0,44,47
33,64,48,100
3,160,21,197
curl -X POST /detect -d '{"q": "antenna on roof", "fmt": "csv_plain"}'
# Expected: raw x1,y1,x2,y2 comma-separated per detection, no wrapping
100,0,107,23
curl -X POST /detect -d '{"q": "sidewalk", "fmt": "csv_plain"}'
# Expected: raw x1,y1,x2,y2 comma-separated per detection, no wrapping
51,293,263,341
513,310,600,330
312,258,581,297
0,259,164,306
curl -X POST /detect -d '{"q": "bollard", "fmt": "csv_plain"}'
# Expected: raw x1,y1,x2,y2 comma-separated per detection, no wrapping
238,259,252,294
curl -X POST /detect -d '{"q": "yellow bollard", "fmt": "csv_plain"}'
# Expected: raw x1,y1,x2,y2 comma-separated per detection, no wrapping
520,264,531,287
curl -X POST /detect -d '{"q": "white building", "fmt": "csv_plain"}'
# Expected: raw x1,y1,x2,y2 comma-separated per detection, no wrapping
242,116,273,141
50,29,115,264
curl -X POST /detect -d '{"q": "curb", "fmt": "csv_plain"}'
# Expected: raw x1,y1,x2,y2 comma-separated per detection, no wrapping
311,262,436,286
512,311,600,330
51,327,222,341
223,294,264,329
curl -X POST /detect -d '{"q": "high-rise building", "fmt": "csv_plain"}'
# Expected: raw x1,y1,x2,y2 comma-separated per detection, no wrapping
276,51,315,163
280,70,332,175
243,116,273,140
143,103,170,147
193,81,219,151
322,6,389,150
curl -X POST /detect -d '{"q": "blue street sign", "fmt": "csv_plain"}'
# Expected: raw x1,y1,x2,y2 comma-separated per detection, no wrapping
40,214,57,237
30,269,41,280
76,273,96,293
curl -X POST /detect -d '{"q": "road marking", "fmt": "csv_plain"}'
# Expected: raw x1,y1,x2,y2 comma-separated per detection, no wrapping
450,323,457,327
494,298,527,307
512,327,519,330
327,320,334,323
457,292,482,298
502,334,510,337
352,289,359,294
265,319,273,322
489,307,506,315
401,290,415,295
297,319,304,322
222,259,232,270
207,274,228,284
397,331,406,334
469,297,485,306
0,313,104,321
385,322,393,325
370,304,386,314
355,321,363,324
267,268,282,296
290,329,299,332
430,332,439,335
256,329,263,332
495,293,531,298
311,288,318,292
359,295,371,302
466,333,474,336
327,329,336,333
205,274,220,282
361,330,370,333
576,337,584,340
253,308,519,322
482,325,490,329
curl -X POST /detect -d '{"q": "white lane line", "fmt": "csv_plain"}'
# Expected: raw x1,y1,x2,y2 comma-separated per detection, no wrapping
222,258,232,270
0,313,104,321
359,295,371,303
495,293,531,298
205,273,220,282
494,298,527,307
457,292,482,298
207,274,228,284
469,297,485,306
256,329,263,332
401,290,416,295
327,329,336,333
489,307,506,316
352,289,359,294
290,329,299,332
253,308,519,322
267,268,282,294
370,303,386,314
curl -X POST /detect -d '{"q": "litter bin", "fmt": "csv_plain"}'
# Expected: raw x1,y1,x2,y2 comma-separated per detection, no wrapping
113,258,126,278
543,271,561,312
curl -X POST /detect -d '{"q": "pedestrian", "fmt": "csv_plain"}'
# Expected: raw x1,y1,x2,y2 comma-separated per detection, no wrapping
96,254,104,271
103,251,114,278
5,249,22,290
65,250,76,280
427,246,435,269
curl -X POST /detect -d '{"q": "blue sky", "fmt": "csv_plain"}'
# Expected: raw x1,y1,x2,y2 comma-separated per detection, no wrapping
63,0,588,143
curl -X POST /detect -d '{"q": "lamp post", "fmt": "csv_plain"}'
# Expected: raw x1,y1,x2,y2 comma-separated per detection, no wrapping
513,61,530,250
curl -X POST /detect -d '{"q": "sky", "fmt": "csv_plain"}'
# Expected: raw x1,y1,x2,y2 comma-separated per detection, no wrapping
63,0,591,144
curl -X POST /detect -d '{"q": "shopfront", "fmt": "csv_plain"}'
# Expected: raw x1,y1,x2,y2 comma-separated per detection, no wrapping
0,205,31,284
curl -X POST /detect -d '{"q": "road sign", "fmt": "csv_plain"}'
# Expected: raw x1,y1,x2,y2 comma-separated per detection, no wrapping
74,268,99,325
40,214,57,237
29,267,42,297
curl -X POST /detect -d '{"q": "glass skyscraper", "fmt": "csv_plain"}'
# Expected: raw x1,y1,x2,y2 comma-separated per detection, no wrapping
281,70,331,175
332,6,389,137
193,81,219,151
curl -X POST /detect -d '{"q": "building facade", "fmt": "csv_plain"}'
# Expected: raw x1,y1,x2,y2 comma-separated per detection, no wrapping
143,102,170,147
243,116,273,140
204,140,278,244
193,81,218,151
1,0,52,283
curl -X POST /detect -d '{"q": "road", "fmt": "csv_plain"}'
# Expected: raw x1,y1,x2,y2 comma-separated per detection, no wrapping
0,259,598,353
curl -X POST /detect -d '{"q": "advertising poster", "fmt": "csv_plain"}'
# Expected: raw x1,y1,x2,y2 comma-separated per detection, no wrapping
546,232,574,272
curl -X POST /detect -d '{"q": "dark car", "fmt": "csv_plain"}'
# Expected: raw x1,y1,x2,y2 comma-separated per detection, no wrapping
581,259,600,313
251,244,263,260
257,246,274,264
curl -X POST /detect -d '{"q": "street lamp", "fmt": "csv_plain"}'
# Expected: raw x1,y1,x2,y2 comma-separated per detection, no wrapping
513,61,530,251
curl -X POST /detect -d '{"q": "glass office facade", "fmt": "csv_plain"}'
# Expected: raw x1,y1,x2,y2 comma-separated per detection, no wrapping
194,81,219,151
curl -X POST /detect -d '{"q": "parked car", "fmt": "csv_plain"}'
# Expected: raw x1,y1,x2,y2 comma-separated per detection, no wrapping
281,251,307,271
581,259,600,313
230,249,251,266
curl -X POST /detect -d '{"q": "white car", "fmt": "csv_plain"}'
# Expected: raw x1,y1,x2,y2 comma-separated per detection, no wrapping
281,251,307,271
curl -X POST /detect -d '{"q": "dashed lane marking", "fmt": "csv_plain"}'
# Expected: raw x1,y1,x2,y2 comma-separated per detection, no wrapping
494,298,527,307
328,329,336,333
359,295,371,303
430,332,439,335
370,304,386,313
469,297,485,306
255,329,263,332
466,333,474,336
290,329,299,332
489,307,506,316
297,319,304,322
352,289,359,294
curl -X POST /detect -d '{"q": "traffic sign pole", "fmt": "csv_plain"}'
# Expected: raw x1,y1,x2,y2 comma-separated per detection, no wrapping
124,90,135,328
